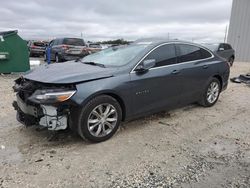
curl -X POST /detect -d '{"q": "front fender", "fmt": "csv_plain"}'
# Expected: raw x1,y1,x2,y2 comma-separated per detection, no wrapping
70,74,132,119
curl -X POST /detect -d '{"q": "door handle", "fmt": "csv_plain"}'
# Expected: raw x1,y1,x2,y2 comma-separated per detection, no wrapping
203,65,209,69
172,70,180,74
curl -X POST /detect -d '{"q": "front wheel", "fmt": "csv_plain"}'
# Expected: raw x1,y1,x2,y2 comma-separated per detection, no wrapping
77,95,122,142
199,78,221,107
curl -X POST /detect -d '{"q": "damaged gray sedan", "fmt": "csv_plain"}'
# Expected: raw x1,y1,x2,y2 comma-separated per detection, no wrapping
13,39,230,142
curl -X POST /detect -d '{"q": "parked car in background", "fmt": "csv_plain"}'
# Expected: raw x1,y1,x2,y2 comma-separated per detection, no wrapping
202,43,235,66
87,43,102,53
45,38,89,63
13,39,230,142
28,41,46,57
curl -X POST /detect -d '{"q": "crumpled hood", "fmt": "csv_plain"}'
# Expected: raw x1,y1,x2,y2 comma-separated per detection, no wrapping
24,61,114,84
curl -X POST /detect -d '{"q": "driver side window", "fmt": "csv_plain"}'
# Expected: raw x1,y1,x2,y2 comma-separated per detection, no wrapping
144,44,177,68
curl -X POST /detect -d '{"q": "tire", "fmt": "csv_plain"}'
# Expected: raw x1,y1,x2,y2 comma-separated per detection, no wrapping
29,51,33,57
55,54,60,63
77,95,122,142
44,53,47,61
229,56,234,66
199,77,221,107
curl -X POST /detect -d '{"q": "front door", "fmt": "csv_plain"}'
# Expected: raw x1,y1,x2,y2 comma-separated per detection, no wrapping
130,44,182,116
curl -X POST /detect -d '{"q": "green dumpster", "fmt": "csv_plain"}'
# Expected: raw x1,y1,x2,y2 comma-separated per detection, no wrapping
0,30,30,73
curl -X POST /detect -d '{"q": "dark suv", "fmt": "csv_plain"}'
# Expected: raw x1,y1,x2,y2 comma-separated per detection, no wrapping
202,43,235,66
28,41,46,57
46,38,89,63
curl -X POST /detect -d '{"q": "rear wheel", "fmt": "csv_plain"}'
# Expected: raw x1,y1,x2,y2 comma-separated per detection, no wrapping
29,51,33,57
44,53,47,61
77,95,122,142
229,56,234,66
199,78,221,107
55,54,59,63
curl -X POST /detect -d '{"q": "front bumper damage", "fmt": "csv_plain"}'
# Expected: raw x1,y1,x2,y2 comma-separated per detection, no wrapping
12,77,74,131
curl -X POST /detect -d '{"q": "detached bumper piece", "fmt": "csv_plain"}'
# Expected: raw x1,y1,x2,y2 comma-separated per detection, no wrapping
231,73,250,85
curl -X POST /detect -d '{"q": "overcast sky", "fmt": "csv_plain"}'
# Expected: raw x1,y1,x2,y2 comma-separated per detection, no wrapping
0,0,232,42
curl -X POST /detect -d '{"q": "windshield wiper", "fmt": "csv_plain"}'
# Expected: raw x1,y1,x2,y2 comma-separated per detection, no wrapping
82,61,105,68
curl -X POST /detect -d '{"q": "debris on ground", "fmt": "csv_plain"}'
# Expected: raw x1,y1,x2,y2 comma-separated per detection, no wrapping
0,62,250,187
231,73,250,85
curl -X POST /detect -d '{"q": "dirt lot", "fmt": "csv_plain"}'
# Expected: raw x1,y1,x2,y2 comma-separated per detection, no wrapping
0,62,250,188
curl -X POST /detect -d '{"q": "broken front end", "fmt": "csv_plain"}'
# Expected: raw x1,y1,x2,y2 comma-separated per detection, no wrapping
12,77,77,130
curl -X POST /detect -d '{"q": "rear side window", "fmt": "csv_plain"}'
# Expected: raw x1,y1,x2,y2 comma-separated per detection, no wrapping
33,42,45,47
200,48,212,59
63,38,85,46
177,44,212,63
144,44,177,67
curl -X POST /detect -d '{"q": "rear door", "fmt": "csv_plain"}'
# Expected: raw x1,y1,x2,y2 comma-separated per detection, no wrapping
175,44,214,104
130,43,182,116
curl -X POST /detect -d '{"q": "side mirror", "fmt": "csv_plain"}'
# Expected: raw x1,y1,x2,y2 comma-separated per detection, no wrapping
135,59,156,72
218,47,224,51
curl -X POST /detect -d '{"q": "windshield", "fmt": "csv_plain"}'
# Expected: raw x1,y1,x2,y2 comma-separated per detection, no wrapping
81,44,149,67
63,38,85,46
33,42,45,47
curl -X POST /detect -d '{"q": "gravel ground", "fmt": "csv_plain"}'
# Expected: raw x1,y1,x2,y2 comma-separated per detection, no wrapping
0,62,250,188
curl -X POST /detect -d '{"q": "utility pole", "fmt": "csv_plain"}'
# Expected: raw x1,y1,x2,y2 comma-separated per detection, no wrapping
224,25,228,43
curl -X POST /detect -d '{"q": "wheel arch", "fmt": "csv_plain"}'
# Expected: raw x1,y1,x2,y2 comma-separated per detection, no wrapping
80,91,127,121
213,75,223,90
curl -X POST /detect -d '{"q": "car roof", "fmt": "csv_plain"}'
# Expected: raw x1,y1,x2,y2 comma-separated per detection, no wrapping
134,38,205,48
55,37,83,40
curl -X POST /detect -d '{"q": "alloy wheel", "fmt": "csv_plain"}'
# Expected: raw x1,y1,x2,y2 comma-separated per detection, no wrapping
206,81,219,104
87,104,118,137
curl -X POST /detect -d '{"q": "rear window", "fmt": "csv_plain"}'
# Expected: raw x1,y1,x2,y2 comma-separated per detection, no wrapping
63,38,85,46
33,42,45,47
